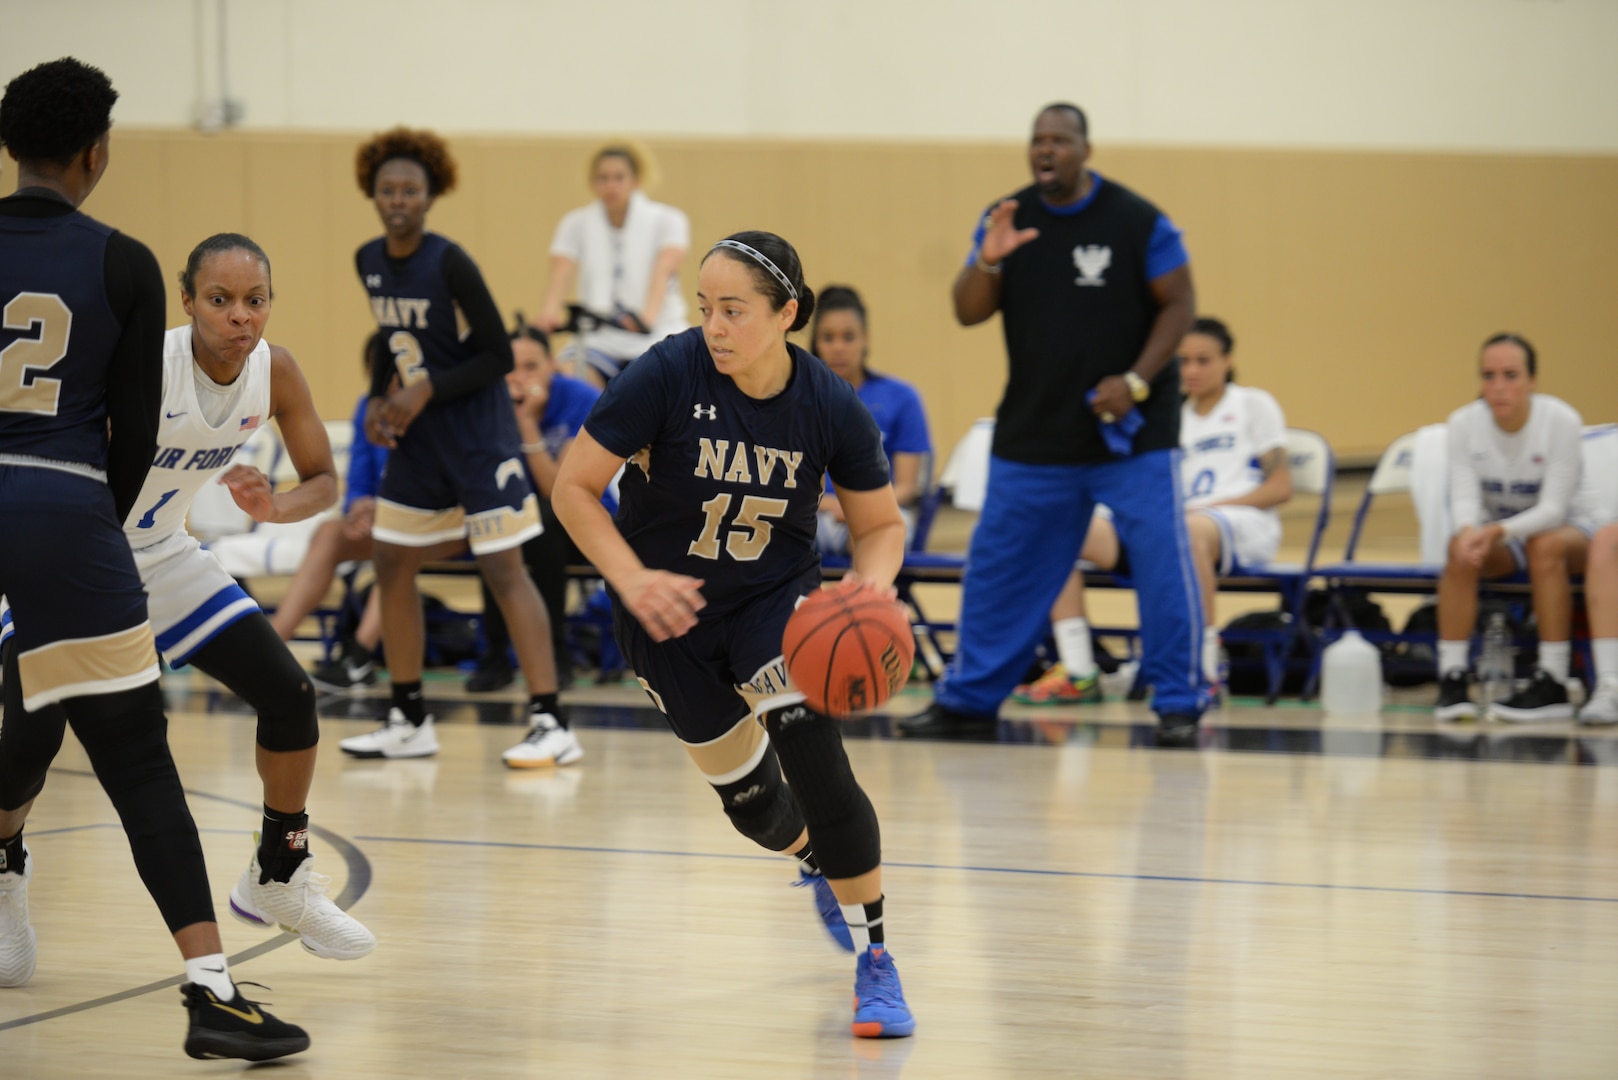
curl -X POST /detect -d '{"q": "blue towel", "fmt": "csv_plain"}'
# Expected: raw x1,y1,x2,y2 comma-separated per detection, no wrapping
1085,390,1144,456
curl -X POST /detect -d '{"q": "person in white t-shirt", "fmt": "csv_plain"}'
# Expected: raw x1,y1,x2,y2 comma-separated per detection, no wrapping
1434,333,1593,723
536,144,690,388
1014,317,1291,704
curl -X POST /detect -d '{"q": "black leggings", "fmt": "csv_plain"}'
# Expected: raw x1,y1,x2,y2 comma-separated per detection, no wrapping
479,497,574,666
0,643,215,932
187,612,319,752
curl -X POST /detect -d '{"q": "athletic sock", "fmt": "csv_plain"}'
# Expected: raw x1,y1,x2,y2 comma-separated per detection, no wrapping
392,680,425,726
1202,626,1222,684
184,954,235,1000
1052,618,1097,680
793,847,822,876
1539,641,1571,682
1593,639,1618,684
0,829,24,875
258,805,311,884
1438,640,1470,678
529,692,566,729
347,639,374,667
838,896,885,952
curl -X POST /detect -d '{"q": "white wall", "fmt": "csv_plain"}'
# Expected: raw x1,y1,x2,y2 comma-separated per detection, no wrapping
3,0,1616,152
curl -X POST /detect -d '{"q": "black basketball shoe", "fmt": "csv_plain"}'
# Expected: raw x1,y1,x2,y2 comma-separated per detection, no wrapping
1491,669,1574,723
1433,671,1476,722
181,982,310,1061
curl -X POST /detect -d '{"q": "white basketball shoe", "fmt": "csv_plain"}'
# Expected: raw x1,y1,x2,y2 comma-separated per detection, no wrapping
1579,676,1618,726
339,710,439,758
0,843,36,987
229,846,376,961
501,712,584,768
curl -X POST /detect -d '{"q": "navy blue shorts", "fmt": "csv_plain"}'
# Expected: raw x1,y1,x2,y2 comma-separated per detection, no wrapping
613,569,818,744
372,396,541,555
0,465,159,710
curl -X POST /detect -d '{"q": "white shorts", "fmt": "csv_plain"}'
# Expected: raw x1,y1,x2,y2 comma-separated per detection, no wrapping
1188,505,1282,573
133,530,261,666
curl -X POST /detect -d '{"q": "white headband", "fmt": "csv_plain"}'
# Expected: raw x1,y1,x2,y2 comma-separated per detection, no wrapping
711,239,798,302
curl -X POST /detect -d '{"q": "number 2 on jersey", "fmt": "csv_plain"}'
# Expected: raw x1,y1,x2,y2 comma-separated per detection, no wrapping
0,293,72,416
1190,468,1216,499
387,330,427,387
688,494,789,561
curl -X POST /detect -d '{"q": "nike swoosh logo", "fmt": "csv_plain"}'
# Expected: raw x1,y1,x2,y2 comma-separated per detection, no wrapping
208,997,264,1025
165,410,188,419
202,965,225,973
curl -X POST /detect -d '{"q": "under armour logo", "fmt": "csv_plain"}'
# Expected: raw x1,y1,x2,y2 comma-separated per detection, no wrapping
775,706,810,727
694,404,716,420
729,784,765,806
1073,244,1111,287
365,274,382,288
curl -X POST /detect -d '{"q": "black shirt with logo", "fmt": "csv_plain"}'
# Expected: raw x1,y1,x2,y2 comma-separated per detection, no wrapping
984,178,1184,465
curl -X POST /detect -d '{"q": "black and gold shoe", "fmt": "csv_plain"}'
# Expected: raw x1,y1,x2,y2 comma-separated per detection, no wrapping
181,982,310,1061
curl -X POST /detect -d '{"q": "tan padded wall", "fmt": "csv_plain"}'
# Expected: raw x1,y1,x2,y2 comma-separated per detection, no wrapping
35,130,1617,463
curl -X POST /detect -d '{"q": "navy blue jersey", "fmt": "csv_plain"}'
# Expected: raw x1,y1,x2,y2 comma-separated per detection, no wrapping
356,231,516,450
587,328,890,618
0,208,120,468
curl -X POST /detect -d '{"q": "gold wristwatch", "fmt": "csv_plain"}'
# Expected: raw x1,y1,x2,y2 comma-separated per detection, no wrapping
1123,371,1151,403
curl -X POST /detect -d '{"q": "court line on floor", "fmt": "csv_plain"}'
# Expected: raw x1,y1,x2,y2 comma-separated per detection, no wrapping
0,769,372,1033
354,834,1618,906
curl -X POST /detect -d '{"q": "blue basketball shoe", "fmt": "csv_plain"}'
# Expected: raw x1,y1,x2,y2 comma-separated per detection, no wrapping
795,869,854,952
851,945,915,1038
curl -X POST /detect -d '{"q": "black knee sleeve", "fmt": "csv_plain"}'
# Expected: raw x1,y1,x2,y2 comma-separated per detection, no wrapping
63,683,215,932
188,614,319,751
713,742,806,852
764,703,881,880
0,642,69,810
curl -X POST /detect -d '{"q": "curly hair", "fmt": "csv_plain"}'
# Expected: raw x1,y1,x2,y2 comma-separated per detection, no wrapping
354,127,458,197
0,57,118,165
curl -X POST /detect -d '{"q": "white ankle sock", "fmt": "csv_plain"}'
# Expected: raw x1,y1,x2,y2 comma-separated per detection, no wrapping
1052,617,1097,679
1593,639,1618,684
1539,641,1570,682
184,953,235,999
1202,626,1222,683
1438,640,1470,678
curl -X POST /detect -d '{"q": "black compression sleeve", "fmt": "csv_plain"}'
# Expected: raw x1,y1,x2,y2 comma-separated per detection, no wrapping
102,233,167,523
429,245,513,402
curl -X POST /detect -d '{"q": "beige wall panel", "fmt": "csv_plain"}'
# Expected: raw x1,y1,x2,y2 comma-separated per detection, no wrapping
14,131,1616,464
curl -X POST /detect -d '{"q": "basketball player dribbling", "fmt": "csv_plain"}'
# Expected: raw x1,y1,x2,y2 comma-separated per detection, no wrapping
551,230,917,1038
0,59,308,1060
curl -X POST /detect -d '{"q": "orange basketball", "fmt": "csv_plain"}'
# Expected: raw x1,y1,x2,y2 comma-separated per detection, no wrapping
783,585,914,717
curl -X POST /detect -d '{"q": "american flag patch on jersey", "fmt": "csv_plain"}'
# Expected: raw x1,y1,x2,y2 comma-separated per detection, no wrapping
239,415,261,431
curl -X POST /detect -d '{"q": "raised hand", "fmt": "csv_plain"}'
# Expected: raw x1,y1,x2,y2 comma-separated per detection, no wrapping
977,200,1041,267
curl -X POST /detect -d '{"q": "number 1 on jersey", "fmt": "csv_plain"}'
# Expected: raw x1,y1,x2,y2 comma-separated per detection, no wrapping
135,488,180,530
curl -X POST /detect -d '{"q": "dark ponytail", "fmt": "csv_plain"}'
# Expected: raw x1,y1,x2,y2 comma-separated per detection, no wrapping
704,230,815,332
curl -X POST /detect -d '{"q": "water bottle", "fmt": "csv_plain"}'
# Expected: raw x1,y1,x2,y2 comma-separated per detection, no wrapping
1321,630,1383,717
1479,612,1513,706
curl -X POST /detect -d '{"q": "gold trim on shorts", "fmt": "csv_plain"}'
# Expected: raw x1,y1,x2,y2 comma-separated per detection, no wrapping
682,714,769,785
371,499,468,547
18,621,160,711
465,494,542,555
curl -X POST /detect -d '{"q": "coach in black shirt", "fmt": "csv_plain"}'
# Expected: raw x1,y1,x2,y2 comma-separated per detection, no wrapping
900,102,1208,746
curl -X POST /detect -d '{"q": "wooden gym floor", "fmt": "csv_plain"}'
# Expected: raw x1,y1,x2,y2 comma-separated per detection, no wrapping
2,673,1617,1078
5,478,1617,1076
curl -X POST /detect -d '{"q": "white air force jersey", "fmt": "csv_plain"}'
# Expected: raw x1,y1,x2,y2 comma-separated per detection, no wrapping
1446,394,1587,540
125,326,272,547
1178,384,1287,509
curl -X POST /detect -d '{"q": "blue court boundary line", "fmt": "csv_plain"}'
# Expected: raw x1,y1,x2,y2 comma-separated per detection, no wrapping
355,834,1618,906
0,769,372,1033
